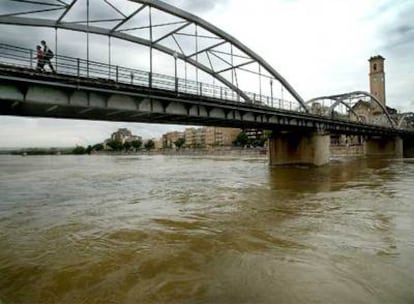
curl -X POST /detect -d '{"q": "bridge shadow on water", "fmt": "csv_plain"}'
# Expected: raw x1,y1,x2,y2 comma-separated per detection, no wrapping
268,157,393,193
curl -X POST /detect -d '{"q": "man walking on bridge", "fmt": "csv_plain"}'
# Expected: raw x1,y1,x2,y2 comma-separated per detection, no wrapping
40,40,55,73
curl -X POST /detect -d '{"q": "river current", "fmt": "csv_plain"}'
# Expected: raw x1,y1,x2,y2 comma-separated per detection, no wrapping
0,155,413,303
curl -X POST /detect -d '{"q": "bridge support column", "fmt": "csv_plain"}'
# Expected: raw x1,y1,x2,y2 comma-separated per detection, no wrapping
403,137,414,158
269,131,330,166
365,136,403,158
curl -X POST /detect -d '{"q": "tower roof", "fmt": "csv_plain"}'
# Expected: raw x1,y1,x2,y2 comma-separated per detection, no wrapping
369,55,385,62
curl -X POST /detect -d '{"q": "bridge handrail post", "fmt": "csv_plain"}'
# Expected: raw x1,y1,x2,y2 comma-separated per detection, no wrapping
199,83,202,96
130,72,134,85
30,49,33,69
77,58,80,78
116,66,119,83
149,72,152,88
175,76,178,93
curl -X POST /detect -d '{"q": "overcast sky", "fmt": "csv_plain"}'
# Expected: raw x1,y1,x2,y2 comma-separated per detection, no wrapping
0,0,413,148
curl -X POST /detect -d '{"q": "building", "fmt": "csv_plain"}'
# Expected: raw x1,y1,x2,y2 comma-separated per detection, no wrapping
369,55,386,109
184,128,197,147
351,55,398,126
195,128,206,147
184,127,240,148
216,127,240,146
109,128,142,144
162,131,184,149
351,100,373,123
111,128,131,143
154,138,163,150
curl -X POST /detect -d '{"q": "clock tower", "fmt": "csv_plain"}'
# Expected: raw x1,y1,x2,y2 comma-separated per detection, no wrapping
369,55,386,106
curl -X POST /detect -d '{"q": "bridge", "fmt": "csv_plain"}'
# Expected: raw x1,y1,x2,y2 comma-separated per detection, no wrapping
0,0,413,165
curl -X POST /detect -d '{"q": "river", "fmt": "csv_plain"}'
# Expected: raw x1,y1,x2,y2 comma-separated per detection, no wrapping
0,155,413,304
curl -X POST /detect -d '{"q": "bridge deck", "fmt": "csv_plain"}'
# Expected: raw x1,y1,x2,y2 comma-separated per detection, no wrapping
0,64,413,138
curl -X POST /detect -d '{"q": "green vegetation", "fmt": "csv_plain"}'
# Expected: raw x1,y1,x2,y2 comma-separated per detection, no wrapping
233,131,249,147
233,130,270,148
174,138,185,150
131,140,143,150
92,143,104,151
106,140,124,151
144,139,155,151
72,146,87,154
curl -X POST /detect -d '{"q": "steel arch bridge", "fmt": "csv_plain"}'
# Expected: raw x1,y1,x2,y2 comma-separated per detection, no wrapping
0,0,308,111
306,91,395,127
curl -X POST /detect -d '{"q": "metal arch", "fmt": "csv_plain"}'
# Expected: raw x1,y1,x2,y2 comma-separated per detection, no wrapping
305,96,363,122
398,112,414,128
0,16,252,102
130,0,309,112
308,91,395,127
0,0,309,111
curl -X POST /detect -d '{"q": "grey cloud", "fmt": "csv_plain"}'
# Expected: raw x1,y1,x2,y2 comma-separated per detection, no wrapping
379,1,414,49
373,1,414,109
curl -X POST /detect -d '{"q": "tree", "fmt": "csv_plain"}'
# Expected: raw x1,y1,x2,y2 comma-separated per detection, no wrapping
72,146,86,155
107,140,123,151
131,140,142,150
174,138,185,150
85,145,93,155
233,131,249,147
144,139,155,151
92,143,104,151
123,141,131,152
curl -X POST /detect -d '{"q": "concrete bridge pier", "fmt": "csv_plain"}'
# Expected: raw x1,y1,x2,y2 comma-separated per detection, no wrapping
268,131,330,166
364,136,403,158
403,137,414,158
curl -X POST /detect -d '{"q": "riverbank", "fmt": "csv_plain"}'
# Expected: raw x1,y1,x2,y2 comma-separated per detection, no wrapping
1,145,366,159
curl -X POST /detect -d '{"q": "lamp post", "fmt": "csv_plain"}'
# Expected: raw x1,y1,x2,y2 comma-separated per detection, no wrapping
173,52,178,92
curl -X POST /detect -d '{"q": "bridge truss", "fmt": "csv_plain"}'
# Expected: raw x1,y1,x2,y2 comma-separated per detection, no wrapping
306,91,396,128
0,0,309,112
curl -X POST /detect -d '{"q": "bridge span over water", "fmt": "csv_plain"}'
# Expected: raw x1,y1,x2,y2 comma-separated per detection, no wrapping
0,0,413,165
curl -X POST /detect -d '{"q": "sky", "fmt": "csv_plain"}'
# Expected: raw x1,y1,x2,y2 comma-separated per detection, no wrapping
0,0,413,148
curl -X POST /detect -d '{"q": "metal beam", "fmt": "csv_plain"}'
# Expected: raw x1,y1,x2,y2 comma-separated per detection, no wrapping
0,16,252,103
0,7,64,18
307,91,395,127
103,0,127,18
0,0,310,111
186,41,226,59
57,0,76,23
110,5,146,33
9,0,64,7
153,22,191,44
129,0,309,112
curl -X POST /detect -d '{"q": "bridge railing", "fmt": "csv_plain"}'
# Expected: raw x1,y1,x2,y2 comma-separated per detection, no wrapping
0,43,300,112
